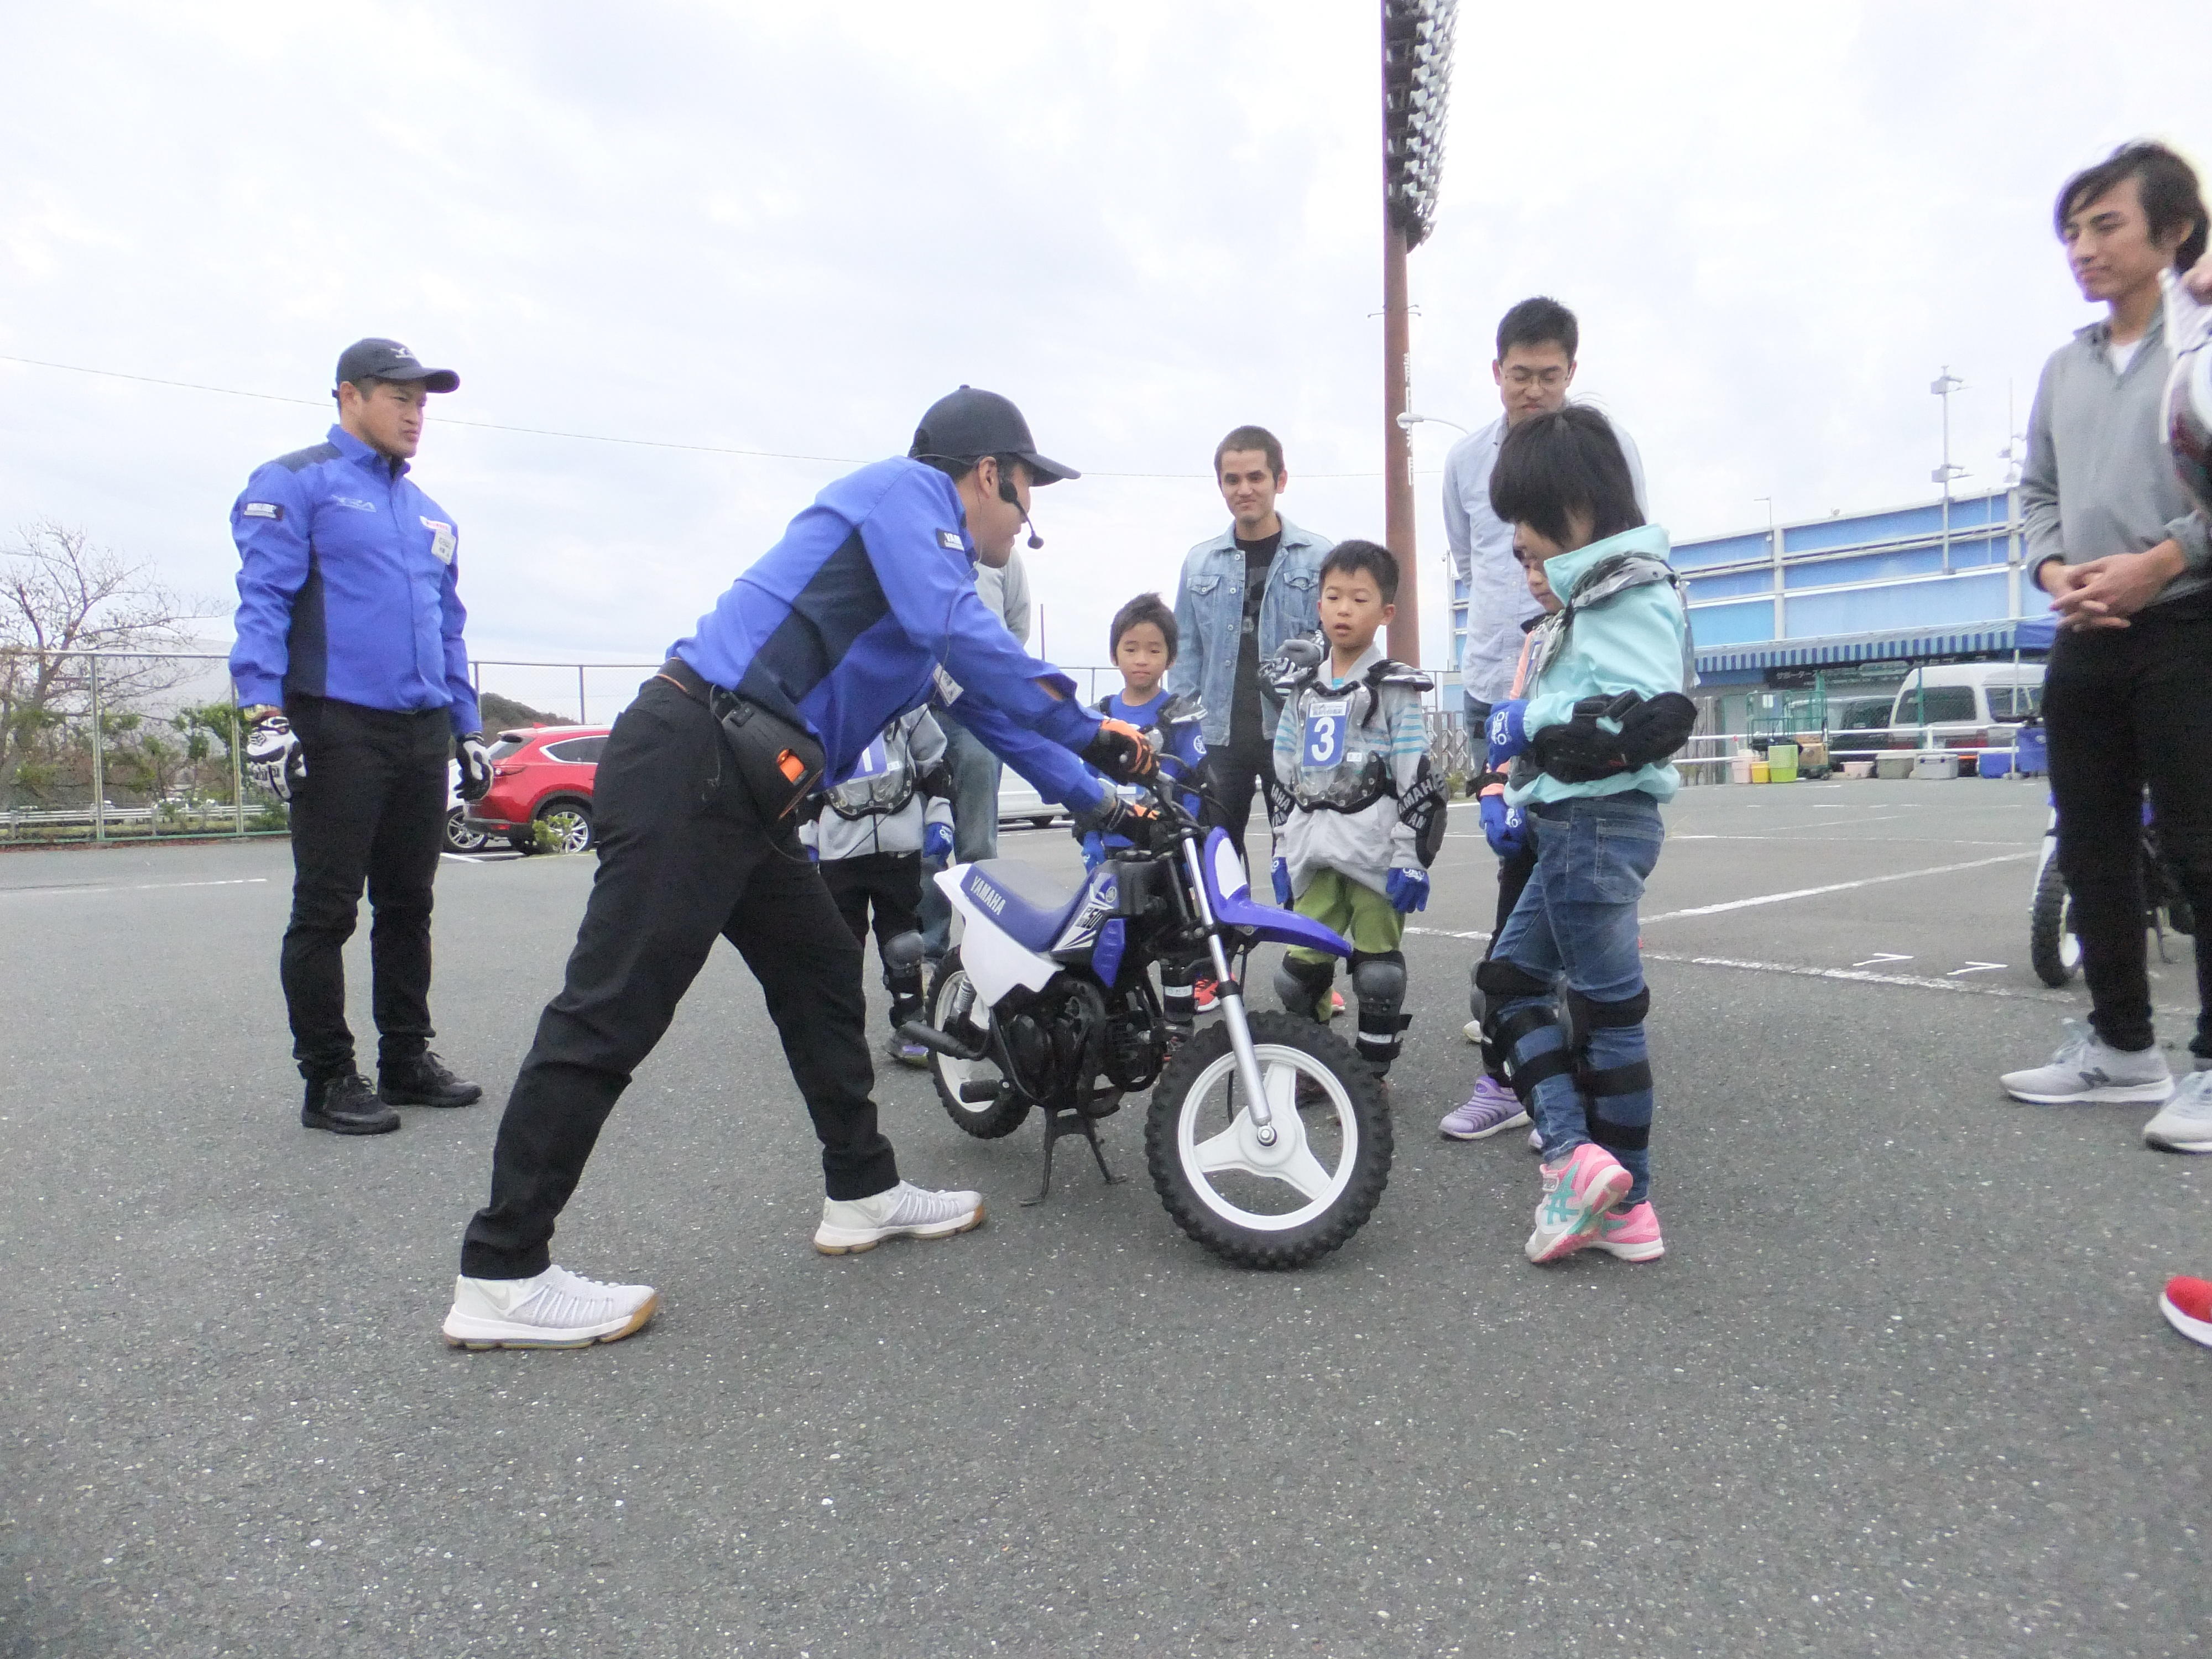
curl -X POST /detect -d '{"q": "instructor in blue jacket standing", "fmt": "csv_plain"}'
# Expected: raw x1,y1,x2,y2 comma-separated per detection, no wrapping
229,338,492,1140
440,388,1157,1352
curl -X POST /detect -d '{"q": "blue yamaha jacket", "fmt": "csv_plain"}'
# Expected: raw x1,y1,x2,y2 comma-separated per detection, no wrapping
228,425,480,734
674,458,1108,813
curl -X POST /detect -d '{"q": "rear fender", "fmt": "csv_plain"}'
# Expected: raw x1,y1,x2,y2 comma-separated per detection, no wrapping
933,862,1062,1004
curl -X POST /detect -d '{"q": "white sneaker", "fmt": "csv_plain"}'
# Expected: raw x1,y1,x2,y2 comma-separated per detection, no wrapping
2144,1071,2212,1153
1527,1125,1543,1154
814,1180,985,1254
441,1264,659,1350
1999,1022,2172,1105
1463,1018,1484,1046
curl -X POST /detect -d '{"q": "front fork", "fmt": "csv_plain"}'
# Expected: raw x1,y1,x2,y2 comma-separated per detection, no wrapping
1179,833,1279,1145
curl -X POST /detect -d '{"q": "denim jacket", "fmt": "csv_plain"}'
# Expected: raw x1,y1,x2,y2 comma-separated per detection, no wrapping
1166,515,1333,747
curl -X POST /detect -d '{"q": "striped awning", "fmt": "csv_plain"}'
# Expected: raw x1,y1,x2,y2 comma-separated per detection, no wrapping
1694,618,2041,676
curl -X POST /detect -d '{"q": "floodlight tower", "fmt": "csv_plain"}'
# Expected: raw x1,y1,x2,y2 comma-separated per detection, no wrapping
1381,0,1459,664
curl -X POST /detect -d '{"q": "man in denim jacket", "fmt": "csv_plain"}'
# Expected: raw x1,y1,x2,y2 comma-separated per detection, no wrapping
1167,425,1332,852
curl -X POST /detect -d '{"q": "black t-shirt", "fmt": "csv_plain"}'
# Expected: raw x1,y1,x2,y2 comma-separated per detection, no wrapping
1229,529,1282,751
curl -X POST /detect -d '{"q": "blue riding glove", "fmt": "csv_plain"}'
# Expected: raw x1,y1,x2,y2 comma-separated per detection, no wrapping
922,822,954,862
1385,867,1430,914
1271,857,1293,908
1479,792,1528,857
1485,698,1531,765
1079,831,1105,873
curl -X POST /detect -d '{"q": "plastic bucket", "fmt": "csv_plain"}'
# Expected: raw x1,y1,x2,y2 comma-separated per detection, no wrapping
1766,742,1799,784
1750,761,1771,784
1979,749,2013,779
1730,750,1756,785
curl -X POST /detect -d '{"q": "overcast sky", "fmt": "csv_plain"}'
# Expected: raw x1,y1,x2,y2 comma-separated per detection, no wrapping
4,1,2209,716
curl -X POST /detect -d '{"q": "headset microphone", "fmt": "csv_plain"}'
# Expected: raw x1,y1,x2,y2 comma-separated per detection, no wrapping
997,466,1044,549
1024,515,1044,550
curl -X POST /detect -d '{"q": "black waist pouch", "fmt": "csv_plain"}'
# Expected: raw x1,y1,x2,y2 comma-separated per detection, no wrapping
659,658,825,821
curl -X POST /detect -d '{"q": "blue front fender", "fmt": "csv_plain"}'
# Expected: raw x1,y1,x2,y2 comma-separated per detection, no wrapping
1197,827,1352,959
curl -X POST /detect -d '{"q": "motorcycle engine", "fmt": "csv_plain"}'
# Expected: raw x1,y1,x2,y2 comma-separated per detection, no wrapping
1101,979,1167,1092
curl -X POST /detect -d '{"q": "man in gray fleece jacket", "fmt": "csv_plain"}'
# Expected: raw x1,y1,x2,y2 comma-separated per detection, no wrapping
2000,143,2212,1149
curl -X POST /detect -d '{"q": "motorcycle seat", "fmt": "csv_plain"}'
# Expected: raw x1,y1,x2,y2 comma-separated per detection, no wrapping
955,859,1086,954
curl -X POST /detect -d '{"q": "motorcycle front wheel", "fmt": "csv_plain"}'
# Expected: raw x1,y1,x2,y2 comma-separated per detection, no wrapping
926,950,1031,1139
1145,1010,1391,1269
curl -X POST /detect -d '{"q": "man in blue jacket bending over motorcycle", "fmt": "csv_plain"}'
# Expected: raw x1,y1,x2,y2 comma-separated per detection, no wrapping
442,388,1156,1350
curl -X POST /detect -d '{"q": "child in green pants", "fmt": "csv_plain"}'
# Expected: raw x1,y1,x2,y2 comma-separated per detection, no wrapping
1265,540,1444,1074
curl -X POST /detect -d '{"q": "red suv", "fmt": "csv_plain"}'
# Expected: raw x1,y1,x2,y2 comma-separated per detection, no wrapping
463,726,611,854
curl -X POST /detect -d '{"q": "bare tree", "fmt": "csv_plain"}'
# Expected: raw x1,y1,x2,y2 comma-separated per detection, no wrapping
0,521,201,808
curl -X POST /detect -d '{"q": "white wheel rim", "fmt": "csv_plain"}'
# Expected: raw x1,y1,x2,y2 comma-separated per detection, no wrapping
542,811,588,852
1175,1043,1357,1232
932,969,1002,1107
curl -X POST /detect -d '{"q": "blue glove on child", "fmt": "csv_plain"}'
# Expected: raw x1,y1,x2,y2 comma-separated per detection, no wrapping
1079,831,1105,873
923,822,954,861
1385,867,1430,913
1271,857,1293,908
1485,698,1531,764
1479,792,1528,857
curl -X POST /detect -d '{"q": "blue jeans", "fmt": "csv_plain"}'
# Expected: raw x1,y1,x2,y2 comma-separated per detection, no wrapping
919,712,1004,961
1463,693,1491,747
1490,790,1665,1203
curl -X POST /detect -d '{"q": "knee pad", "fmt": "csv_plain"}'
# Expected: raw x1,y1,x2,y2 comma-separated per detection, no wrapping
1350,951,1410,1071
1567,988,1653,1151
882,930,925,1020
1482,999,1573,1107
1475,956,1554,1003
1274,953,1334,1021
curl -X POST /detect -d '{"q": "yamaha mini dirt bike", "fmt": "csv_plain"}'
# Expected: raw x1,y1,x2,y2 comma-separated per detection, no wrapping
2030,793,2195,988
899,765,1392,1269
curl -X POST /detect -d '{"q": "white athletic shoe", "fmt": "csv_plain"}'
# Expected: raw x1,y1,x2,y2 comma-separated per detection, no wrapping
1999,1022,2172,1105
1527,1125,1543,1154
2143,1071,2212,1153
441,1264,659,1350
814,1180,985,1254
1463,1018,1484,1046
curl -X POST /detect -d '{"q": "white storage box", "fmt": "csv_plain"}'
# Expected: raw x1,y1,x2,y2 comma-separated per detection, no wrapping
1911,750,1959,781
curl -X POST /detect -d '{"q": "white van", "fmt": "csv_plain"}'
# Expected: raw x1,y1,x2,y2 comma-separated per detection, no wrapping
1887,662,2045,748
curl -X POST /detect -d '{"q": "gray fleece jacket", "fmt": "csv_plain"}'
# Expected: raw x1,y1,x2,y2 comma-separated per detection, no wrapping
2021,307,2211,608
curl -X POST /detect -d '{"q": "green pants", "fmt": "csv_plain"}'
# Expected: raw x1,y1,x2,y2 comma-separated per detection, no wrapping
1286,868,1405,963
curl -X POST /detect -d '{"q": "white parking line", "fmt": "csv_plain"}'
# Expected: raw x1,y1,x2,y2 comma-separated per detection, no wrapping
1637,853,2035,924
1636,950,2070,1003
0,877,270,899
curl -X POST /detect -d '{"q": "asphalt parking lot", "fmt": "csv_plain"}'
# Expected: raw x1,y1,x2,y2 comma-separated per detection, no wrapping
1,778,2204,1658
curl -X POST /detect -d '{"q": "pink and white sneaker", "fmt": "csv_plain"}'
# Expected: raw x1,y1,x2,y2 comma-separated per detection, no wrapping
1525,1144,1633,1264
1590,1200,1665,1262
2160,1276,2212,1348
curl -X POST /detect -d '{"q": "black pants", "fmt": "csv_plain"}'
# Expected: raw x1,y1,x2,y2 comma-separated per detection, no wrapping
460,675,898,1280
1204,737,1275,857
821,851,922,1027
280,696,450,1081
2044,603,2212,1057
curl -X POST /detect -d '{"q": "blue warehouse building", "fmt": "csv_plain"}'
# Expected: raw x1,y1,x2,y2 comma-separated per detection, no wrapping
1444,487,2052,734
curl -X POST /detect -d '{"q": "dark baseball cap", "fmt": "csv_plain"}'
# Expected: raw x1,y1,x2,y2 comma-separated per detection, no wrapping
333,338,460,394
908,386,1078,484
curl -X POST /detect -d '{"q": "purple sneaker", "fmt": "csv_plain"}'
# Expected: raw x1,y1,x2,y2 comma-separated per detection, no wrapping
1440,1074,1530,1140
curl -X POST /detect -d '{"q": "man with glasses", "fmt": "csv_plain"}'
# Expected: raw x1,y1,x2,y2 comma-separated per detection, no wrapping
1443,298,1648,749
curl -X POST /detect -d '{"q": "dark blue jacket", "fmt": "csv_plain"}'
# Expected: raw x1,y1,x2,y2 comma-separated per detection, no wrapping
673,458,1107,812
228,425,479,734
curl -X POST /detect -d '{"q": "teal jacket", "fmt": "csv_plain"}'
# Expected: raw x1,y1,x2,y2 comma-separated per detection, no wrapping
1506,524,1692,808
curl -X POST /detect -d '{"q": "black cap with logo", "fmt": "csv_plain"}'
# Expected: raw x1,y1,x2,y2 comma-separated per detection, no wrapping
333,338,460,395
909,386,1078,483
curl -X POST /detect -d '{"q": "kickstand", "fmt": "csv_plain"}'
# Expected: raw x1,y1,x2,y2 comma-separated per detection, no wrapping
1021,1105,1123,1206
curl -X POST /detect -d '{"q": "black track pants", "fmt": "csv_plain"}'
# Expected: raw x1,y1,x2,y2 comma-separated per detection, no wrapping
2043,602,2212,1057
279,696,450,1080
460,675,896,1280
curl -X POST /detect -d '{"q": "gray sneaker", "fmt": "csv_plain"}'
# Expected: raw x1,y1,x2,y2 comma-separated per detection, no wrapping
2143,1071,2212,1152
2000,1021,2172,1105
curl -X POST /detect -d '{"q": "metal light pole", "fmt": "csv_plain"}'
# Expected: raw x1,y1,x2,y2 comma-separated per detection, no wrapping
1380,0,1458,665
1930,367,1967,574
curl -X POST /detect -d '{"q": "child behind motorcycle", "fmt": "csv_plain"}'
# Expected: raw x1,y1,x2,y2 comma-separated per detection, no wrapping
799,707,956,1067
1265,540,1441,1078
1475,404,1695,1266
1078,593,1209,1024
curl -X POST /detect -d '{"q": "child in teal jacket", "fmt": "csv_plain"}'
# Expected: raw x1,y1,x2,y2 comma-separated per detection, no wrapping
1473,405,1696,1267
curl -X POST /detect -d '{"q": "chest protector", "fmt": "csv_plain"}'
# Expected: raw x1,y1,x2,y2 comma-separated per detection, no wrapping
821,718,922,821
1277,656,1432,814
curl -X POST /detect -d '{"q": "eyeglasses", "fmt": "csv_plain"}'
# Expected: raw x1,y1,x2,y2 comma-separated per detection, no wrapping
1502,367,1568,391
